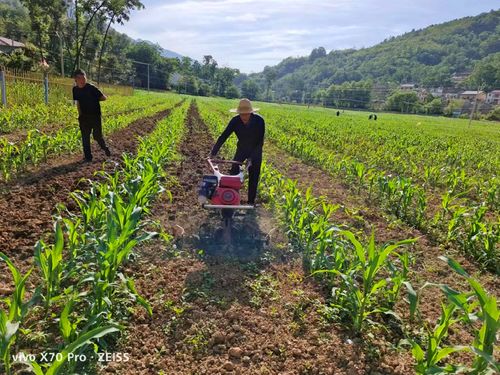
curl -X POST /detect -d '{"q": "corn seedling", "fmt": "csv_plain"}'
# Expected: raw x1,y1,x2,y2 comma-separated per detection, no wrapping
315,232,415,332
34,222,65,311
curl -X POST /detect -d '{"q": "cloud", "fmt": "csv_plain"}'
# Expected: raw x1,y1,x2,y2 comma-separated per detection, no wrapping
115,0,499,73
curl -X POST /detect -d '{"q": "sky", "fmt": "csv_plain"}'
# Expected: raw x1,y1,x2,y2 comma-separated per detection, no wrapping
115,0,499,74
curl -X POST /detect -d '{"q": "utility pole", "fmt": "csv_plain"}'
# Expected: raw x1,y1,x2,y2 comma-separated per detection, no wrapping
468,83,482,127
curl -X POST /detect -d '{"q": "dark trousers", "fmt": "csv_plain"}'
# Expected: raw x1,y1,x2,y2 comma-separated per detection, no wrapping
229,149,262,204
79,116,108,160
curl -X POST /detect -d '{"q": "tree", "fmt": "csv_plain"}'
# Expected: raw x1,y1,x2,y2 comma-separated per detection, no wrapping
241,80,259,100
225,85,240,99
466,53,500,91
178,75,198,95
215,67,238,96
72,0,109,70
385,91,419,113
263,66,277,100
309,47,326,61
424,97,443,114
198,82,211,96
126,41,168,89
202,55,217,82
97,0,144,83
20,0,66,62
443,99,465,116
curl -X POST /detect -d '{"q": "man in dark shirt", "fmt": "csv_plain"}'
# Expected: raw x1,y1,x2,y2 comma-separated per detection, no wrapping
72,69,111,162
210,98,265,205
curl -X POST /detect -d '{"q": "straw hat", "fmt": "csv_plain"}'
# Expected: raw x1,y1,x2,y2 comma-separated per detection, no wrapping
229,98,259,114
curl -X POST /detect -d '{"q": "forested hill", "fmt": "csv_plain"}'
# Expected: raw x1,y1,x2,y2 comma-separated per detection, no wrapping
248,9,499,99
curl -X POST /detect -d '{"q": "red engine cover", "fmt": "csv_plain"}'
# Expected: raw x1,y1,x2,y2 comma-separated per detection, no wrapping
219,176,242,189
212,187,240,205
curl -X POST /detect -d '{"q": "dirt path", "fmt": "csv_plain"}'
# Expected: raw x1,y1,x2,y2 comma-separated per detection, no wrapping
0,105,179,292
100,102,412,375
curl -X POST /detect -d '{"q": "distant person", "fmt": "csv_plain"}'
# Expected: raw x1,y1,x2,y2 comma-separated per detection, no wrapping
374,114,378,121
369,114,373,120
210,98,264,205
72,69,111,163
336,111,340,116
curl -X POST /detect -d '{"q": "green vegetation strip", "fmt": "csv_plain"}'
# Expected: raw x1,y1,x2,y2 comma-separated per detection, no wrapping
0,100,189,375
0,92,183,181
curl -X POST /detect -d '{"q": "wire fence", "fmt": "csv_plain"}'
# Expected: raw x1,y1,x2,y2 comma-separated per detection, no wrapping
0,67,133,107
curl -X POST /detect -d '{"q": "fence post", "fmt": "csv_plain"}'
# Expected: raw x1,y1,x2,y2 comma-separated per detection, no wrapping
43,72,49,105
0,69,6,106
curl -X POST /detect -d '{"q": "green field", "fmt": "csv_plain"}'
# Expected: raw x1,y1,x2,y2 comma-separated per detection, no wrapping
0,89,498,374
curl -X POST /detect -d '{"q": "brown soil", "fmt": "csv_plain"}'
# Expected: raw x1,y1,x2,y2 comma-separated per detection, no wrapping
0,107,176,292
264,142,499,366
99,103,414,375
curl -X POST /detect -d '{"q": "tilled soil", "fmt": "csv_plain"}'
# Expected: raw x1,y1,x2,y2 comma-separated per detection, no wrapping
0,105,179,292
100,103,414,375
265,142,498,367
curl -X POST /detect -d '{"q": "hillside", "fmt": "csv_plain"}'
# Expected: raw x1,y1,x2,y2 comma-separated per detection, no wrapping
248,9,500,100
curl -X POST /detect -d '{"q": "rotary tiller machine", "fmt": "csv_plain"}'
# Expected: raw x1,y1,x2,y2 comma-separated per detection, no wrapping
198,158,254,242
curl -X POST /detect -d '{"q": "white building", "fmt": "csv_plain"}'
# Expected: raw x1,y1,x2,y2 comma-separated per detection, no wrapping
486,90,500,105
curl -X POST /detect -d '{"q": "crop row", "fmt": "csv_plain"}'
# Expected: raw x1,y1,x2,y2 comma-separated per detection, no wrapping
198,98,500,273
197,99,499,374
0,101,189,374
0,94,183,181
0,89,176,135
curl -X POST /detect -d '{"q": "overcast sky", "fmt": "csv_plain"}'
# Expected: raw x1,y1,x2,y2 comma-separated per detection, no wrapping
115,0,499,73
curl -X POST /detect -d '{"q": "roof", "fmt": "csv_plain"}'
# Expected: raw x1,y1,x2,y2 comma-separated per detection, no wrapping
461,91,483,95
0,37,25,48
488,90,500,94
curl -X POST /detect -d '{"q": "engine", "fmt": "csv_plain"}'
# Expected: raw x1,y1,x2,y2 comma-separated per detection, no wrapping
198,174,242,206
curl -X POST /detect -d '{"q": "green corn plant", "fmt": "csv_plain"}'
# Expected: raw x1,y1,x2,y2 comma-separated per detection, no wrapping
315,232,415,332
441,257,500,374
59,296,82,344
0,252,34,322
0,252,36,375
423,165,441,187
406,302,466,374
0,310,19,375
34,221,65,310
349,161,367,192
415,189,428,227
28,324,121,375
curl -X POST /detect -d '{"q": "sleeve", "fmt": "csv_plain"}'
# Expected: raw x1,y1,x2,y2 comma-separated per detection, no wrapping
72,86,78,101
211,120,235,156
259,118,265,146
94,85,104,98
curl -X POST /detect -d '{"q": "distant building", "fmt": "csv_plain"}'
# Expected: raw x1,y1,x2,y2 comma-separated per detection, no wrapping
486,90,500,105
0,37,25,54
400,83,416,91
451,72,470,84
443,89,460,100
428,87,444,98
460,90,486,101
417,88,429,101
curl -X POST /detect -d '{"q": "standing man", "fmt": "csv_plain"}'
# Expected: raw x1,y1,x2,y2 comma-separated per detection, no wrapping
72,69,111,162
210,98,265,205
